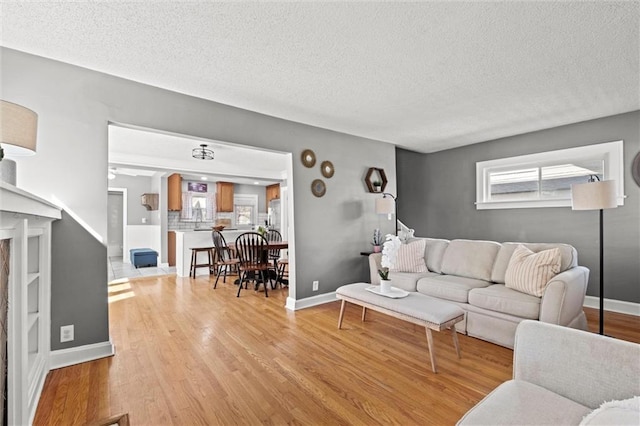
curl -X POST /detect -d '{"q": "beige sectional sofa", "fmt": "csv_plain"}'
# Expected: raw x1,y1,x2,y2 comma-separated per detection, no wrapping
368,238,590,348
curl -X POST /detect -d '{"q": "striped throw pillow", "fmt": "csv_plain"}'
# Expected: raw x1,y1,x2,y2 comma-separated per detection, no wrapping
505,244,561,297
390,239,427,273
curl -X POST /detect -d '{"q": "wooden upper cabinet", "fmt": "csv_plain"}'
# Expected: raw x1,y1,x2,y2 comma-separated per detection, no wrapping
266,183,280,210
216,182,234,212
168,173,182,211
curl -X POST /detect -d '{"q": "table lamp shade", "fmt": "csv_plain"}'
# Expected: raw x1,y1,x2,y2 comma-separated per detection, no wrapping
571,180,617,210
375,197,394,215
0,100,38,156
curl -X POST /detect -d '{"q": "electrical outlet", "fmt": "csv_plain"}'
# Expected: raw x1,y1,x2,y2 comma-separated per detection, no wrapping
312,280,319,291
60,325,74,343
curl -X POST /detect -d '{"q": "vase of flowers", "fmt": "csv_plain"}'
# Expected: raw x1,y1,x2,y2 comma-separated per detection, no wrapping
371,228,383,252
378,234,401,293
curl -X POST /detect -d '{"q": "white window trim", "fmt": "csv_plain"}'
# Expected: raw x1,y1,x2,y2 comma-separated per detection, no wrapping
476,140,625,210
233,194,258,228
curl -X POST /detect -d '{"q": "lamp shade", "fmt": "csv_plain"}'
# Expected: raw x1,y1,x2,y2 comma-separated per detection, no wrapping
0,100,38,156
375,197,395,215
571,180,617,210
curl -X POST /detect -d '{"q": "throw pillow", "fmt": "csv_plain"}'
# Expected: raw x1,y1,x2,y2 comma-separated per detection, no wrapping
390,239,427,273
580,396,640,425
504,244,561,297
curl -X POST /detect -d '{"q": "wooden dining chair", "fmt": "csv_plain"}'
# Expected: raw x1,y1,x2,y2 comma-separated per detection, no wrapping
211,230,239,289
266,229,283,288
234,232,271,297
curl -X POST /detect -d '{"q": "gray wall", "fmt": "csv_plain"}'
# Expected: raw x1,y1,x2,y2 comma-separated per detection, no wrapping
51,212,109,350
397,110,640,303
109,174,154,225
2,48,395,349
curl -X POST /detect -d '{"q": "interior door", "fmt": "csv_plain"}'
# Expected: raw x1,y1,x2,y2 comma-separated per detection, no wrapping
107,191,124,257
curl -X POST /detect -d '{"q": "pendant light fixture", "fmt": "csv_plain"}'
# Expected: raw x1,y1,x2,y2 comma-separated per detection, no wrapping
192,144,214,160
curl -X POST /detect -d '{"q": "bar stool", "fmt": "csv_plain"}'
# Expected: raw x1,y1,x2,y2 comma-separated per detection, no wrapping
189,246,215,278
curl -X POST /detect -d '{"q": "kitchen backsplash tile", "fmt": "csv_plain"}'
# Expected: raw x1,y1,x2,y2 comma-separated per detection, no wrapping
167,211,268,231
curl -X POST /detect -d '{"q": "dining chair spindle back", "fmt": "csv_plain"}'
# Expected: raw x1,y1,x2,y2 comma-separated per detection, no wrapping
235,232,271,297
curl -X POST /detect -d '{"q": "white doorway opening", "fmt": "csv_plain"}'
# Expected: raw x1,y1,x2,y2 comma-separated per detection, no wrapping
107,188,127,258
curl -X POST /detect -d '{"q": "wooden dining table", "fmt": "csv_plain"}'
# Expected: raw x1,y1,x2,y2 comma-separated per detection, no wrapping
226,241,288,251
226,240,288,287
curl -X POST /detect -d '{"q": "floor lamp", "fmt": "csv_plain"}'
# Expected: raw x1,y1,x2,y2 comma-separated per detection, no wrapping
571,176,617,335
375,192,397,236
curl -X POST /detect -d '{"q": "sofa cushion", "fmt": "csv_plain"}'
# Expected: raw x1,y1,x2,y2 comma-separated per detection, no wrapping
440,239,501,282
388,271,437,292
456,380,591,425
423,238,450,273
417,275,491,303
468,284,541,319
390,239,427,273
505,245,561,297
492,242,577,284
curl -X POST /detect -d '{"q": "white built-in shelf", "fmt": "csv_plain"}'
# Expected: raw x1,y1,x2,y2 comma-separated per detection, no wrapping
27,272,39,286
1,182,61,425
27,313,39,331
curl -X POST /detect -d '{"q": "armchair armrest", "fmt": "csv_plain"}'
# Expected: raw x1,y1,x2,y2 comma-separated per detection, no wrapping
539,266,589,326
513,320,640,408
368,253,382,285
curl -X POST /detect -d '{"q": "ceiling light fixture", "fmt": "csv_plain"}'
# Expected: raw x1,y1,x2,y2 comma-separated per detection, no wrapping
192,143,214,160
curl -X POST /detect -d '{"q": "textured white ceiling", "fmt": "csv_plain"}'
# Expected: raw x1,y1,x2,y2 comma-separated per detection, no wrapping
1,1,638,153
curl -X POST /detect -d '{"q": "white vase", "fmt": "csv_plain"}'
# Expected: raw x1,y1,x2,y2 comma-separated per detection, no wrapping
380,279,392,293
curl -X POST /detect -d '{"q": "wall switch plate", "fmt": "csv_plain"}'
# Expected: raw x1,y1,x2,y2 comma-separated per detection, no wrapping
60,325,74,343
312,281,319,291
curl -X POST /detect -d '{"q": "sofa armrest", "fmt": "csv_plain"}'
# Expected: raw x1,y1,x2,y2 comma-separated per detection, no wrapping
368,253,382,285
513,321,640,408
539,266,589,326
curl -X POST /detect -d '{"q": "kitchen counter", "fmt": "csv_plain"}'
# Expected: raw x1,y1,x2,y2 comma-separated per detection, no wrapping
175,229,247,277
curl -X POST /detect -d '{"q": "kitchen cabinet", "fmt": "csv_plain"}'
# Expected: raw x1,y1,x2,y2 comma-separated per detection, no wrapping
168,231,176,266
168,173,182,211
216,182,234,212
266,183,280,210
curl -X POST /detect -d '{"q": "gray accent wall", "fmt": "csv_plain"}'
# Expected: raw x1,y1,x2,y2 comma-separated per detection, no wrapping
2,48,395,350
51,211,110,351
397,110,640,303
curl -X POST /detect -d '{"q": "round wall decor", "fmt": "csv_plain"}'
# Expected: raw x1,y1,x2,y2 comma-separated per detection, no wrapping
311,179,326,197
632,151,640,188
301,149,316,168
320,160,334,178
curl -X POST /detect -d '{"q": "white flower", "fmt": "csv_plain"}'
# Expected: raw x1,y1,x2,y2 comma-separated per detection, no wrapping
380,234,401,269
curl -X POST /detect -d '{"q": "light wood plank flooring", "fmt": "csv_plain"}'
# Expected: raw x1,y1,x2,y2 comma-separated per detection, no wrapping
34,274,639,425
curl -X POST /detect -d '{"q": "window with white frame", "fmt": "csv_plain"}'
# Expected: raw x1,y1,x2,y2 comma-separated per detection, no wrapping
476,141,624,209
233,194,258,229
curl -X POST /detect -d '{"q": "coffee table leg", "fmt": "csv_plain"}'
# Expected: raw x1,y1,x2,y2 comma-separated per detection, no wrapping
338,300,346,329
362,307,367,322
425,327,437,373
451,326,461,359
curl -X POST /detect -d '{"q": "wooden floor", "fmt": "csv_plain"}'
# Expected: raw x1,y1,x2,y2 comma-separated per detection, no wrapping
34,274,639,425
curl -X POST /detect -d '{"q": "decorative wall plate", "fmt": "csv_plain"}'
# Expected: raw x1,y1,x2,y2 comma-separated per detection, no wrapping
632,151,640,188
320,160,334,178
311,179,326,197
301,149,316,168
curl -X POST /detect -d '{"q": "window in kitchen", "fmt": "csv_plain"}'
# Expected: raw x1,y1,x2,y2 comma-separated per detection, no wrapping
476,140,624,209
233,194,258,228
235,205,254,226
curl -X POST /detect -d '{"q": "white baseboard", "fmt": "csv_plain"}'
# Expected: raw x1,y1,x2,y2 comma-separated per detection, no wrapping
286,292,338,311
584,296,640,316
50,340,115,370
